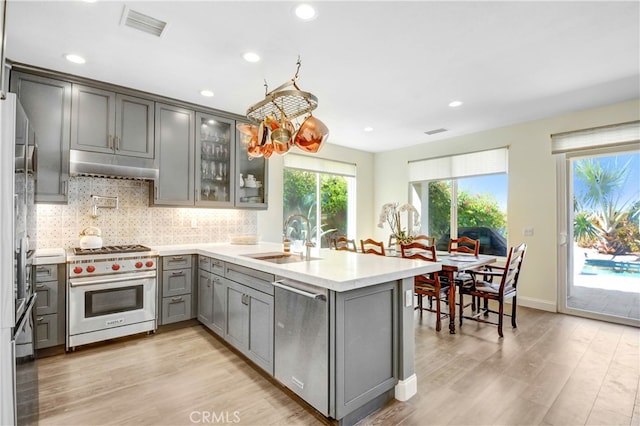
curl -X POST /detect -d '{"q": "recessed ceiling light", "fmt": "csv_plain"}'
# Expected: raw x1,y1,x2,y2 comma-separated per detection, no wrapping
82,0,97,3
64,54,86,64
294,4,317,21
364,127,374,132
242,52,260,63
448,100,463,108
200,90,214,97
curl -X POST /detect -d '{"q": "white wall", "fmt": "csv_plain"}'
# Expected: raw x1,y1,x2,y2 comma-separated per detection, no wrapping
372,99,640,312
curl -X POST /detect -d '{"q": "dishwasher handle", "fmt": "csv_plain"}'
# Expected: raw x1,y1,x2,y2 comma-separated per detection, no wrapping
273,279,327,301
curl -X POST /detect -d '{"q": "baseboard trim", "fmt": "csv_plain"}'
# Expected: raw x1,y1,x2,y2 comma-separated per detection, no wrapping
515,297,557,313
394,374,417,401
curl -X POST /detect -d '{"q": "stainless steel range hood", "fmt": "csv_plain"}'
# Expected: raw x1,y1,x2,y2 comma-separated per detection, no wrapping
70,150,158,180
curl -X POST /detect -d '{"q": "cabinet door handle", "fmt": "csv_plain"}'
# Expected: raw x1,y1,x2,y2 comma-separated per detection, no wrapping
115,135,120,151
171,296,183,302
108,135,114,149
171,256,185,261
36,267,48,273
171,271,184,276
36,317,44,322
241,294,249,306
36,284,45,289
61,180,68,195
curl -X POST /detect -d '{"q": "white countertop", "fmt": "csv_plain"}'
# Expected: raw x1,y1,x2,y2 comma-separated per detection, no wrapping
33,248,66,265
152,242,441,292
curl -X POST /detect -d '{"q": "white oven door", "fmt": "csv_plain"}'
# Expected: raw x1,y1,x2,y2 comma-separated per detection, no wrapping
68,271,156,336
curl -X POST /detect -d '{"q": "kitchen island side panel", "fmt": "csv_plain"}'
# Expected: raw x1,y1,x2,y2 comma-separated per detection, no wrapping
334,281,398,420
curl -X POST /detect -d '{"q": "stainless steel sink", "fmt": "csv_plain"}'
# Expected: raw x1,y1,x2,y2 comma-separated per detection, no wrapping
242,252,321,264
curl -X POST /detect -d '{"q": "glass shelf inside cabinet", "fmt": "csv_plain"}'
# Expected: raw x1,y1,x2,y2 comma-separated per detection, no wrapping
199,114,233,205
236,124,267,206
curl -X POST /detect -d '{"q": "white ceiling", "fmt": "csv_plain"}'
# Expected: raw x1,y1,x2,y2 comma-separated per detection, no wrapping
6,1,640,153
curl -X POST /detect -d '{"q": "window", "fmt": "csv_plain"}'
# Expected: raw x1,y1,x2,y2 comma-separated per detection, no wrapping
409,148,509,256
283,155,356,248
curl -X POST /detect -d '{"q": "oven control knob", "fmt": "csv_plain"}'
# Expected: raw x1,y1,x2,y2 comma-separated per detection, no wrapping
87,265,95,273
145,261,154,268
135,262,143,269
73,266,82,274
112,264,120,271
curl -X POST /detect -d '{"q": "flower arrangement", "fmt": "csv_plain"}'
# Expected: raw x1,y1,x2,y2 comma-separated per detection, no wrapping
377,202,420,244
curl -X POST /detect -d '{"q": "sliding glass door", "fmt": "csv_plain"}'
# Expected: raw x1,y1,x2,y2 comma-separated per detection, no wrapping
560,147,639,326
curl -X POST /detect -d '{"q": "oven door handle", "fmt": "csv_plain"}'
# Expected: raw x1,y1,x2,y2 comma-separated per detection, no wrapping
69,271,157,287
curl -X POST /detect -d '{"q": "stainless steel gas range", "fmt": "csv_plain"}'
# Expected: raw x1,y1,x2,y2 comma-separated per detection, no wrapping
66,244,158,351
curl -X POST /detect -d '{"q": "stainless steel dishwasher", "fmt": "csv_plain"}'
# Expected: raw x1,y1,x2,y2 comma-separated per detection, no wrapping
273,278,329,416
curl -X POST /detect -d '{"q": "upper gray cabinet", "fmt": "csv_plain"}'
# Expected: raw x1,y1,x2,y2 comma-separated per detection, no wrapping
195,112,235,207
10,71,71,203
71,84,154,159
235,121,267,209
152,103,195,206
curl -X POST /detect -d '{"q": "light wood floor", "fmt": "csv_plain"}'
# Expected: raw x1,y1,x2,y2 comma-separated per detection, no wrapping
25,307,640,426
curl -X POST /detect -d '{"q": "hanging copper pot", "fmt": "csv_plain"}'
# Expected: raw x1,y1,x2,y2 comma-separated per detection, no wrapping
273,139,291,155
261,142,274,158
247,135,263,158
271,119,295,145
293,116,329,153
236,123,258,146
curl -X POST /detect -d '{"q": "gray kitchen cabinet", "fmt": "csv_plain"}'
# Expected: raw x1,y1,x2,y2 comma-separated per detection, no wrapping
10,71,71,203
224,264,274,374
197,256,226,336
71,84,154,158
152,103,195,206
159,255,196,324
235,120,268,209
195,112,235,207
198,267,213,326
33,263,65,349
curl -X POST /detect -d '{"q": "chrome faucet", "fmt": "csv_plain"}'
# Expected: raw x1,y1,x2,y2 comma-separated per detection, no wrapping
283,214,314,260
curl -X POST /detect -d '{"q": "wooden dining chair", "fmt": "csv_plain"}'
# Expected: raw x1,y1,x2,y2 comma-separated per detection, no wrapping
360,238,386,256
459,242,527,337
446,236,481,310
401,241,449,332
331,235,358,252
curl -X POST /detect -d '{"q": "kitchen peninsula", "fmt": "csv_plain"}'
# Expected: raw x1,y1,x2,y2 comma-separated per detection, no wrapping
154,242,440,426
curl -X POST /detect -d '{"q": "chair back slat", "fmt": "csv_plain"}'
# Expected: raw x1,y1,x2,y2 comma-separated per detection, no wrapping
400,241,437,262
413,235,435,247
449,236,480,256
332,235,357,252
360,238,386,256
499,242,527,293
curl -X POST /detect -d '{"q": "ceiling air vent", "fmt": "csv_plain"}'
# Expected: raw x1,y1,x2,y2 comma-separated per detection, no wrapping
121,6,167,37
424,128,448,136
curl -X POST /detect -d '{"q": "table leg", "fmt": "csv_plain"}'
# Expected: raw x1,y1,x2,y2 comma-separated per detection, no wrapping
448,271,456,334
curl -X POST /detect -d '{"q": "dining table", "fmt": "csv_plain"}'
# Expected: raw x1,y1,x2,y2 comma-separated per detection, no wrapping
437,252,497,333
385,247,497,334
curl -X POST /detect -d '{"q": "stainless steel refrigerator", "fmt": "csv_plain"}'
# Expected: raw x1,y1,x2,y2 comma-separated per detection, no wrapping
1,92,38,426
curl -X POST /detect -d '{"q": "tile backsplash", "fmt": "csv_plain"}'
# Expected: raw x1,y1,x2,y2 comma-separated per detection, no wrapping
35,176,258,249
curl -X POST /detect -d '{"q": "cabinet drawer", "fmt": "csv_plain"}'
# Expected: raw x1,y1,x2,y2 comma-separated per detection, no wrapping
162,268,191,297
35,313,60,349
35,280,58,315
163,255,192,270
225,263,274,296
211,258,225,276
162,294,192,324
34,264,58,282
198,255,211,272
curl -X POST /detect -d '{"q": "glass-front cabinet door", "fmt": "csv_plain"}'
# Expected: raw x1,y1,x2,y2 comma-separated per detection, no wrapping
235,121,268,209
195,112,235,207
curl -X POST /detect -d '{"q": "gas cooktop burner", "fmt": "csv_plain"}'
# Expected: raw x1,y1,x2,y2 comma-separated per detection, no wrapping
72,244,152,256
